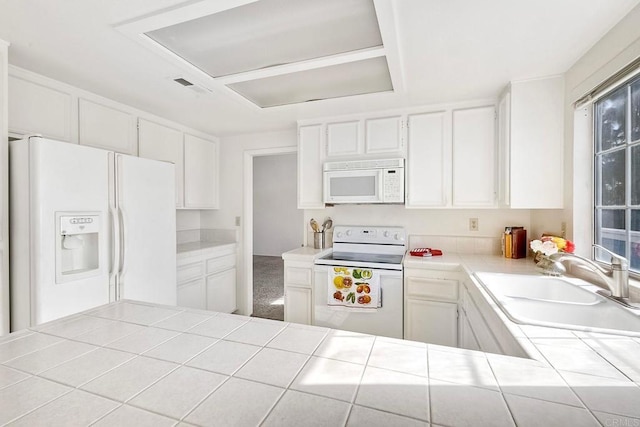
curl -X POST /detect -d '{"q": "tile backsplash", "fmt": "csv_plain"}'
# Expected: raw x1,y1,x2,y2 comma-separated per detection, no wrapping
409,235,502,255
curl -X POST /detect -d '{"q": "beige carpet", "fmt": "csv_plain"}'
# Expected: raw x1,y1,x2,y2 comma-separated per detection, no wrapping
252,255,284,321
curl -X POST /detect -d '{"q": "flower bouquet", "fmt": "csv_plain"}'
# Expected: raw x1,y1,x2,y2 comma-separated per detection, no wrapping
530,235,575,264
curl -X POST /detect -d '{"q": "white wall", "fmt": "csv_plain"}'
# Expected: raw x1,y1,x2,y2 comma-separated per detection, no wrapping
200,129,297,314
253,153,303,256
176,210,201,232
304,206,532,247
539,3,640,256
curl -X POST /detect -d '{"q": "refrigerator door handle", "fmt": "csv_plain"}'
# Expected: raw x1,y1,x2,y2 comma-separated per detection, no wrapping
109,206,120,277
108,152,121,302
118,207,125,277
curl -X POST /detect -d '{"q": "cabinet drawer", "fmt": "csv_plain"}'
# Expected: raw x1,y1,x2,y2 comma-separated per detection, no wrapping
406,277,459,302
206,254,236,275
177,261,203,284
285,267,312,287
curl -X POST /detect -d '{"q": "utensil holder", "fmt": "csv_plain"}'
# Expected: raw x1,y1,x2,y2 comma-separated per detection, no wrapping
313,231,325,249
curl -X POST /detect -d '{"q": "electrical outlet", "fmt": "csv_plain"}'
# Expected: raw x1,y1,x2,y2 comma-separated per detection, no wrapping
235,216,241,226
469,218,479,231
561,221,567,238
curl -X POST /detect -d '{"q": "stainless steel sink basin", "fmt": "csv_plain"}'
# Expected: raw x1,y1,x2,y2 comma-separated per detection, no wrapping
474,272,640,336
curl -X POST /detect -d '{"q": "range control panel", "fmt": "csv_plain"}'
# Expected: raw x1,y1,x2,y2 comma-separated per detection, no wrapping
332,226,406,245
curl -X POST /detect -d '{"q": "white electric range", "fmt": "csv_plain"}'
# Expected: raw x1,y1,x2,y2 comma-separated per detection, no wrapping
314,225,406,339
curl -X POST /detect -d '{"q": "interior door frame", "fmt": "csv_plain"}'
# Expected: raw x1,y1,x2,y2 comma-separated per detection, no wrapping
242,146,297,316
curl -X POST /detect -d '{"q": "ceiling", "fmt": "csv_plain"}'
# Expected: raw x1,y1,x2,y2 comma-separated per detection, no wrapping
0,0,638,137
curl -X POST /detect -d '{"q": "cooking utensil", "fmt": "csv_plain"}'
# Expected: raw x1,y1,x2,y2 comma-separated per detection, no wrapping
322,218,333,231
310,218,320,232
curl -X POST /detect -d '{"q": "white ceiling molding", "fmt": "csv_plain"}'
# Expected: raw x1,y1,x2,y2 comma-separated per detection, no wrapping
115,0,398,109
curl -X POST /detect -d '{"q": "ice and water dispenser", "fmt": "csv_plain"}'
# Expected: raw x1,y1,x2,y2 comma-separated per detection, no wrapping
55,213,101,283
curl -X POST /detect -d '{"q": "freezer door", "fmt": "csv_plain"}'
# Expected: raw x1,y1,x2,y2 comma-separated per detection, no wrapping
10,137,111,330
116,154,177,305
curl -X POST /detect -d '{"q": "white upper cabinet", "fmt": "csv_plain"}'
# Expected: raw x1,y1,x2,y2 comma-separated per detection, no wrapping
406,111,448,207
499,76,564,208
8,75,72,141
78,98,137,155
297,124,325,209
365,116,403,154
7,68,220,210
452,106,496,207
138,119,184,208
325,115,404,158
327,121,359,156
184,133,219,209
406,105,496,208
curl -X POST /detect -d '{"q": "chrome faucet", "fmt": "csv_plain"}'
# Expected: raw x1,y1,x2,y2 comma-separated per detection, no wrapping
545,244,629,300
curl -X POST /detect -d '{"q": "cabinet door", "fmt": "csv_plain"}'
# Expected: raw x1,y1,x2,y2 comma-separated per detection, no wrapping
406,112,447,207
177,278,206,310
452,106,496,207
365,116,403,154
326,121,359,157
405,298,457,346
509,77,564,208
297,125,324,209
459,309,480,351
138,119,184,207
497,92,511,207
462,289,502,354
184,134,218,209
8,75,72,141
284,285,312,325
78,99,137,155
206,268,236,313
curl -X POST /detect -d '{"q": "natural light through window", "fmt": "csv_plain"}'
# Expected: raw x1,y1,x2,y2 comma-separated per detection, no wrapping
594,75,640,272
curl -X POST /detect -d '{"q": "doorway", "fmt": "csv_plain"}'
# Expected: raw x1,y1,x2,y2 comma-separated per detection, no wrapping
242,146,300,319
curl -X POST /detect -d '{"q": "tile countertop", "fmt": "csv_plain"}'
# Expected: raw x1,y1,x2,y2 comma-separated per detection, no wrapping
0,261,639,425
281,246,332,262
176,241,236,259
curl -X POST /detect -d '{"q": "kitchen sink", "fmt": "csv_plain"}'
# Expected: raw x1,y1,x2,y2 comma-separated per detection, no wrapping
474,272,640,336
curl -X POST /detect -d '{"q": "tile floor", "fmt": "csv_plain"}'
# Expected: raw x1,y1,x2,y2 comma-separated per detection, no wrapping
0,300,639,426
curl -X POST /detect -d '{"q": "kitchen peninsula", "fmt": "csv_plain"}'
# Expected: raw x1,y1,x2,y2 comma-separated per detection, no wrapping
1,255,639,426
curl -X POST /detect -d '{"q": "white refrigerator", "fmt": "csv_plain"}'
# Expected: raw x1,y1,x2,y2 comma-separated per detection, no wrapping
9,136,177,331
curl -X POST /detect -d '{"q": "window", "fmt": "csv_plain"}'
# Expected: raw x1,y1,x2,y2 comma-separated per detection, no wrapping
594,76,640,272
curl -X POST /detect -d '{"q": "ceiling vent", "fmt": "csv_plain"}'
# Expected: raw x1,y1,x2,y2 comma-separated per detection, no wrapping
173,77,194,87
117,0,400,108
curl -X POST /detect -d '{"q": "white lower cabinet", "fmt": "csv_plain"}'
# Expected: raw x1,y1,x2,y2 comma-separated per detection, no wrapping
460,286,502,354
283,259,314,325
177,244,237,313
177,278,206,310
458,303,481,351
284,286,313,325
405,298,458,346
206,268,237,313
403,268,460,346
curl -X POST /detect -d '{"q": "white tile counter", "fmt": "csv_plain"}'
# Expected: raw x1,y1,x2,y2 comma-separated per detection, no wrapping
1,253,640,425
177,241,236,260
281,246,332,262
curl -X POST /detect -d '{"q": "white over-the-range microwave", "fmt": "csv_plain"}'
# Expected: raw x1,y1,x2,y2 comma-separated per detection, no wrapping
323,158,405,204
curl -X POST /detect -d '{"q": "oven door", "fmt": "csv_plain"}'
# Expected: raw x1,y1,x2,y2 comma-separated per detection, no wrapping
323,169,383,204
313,264,403,339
